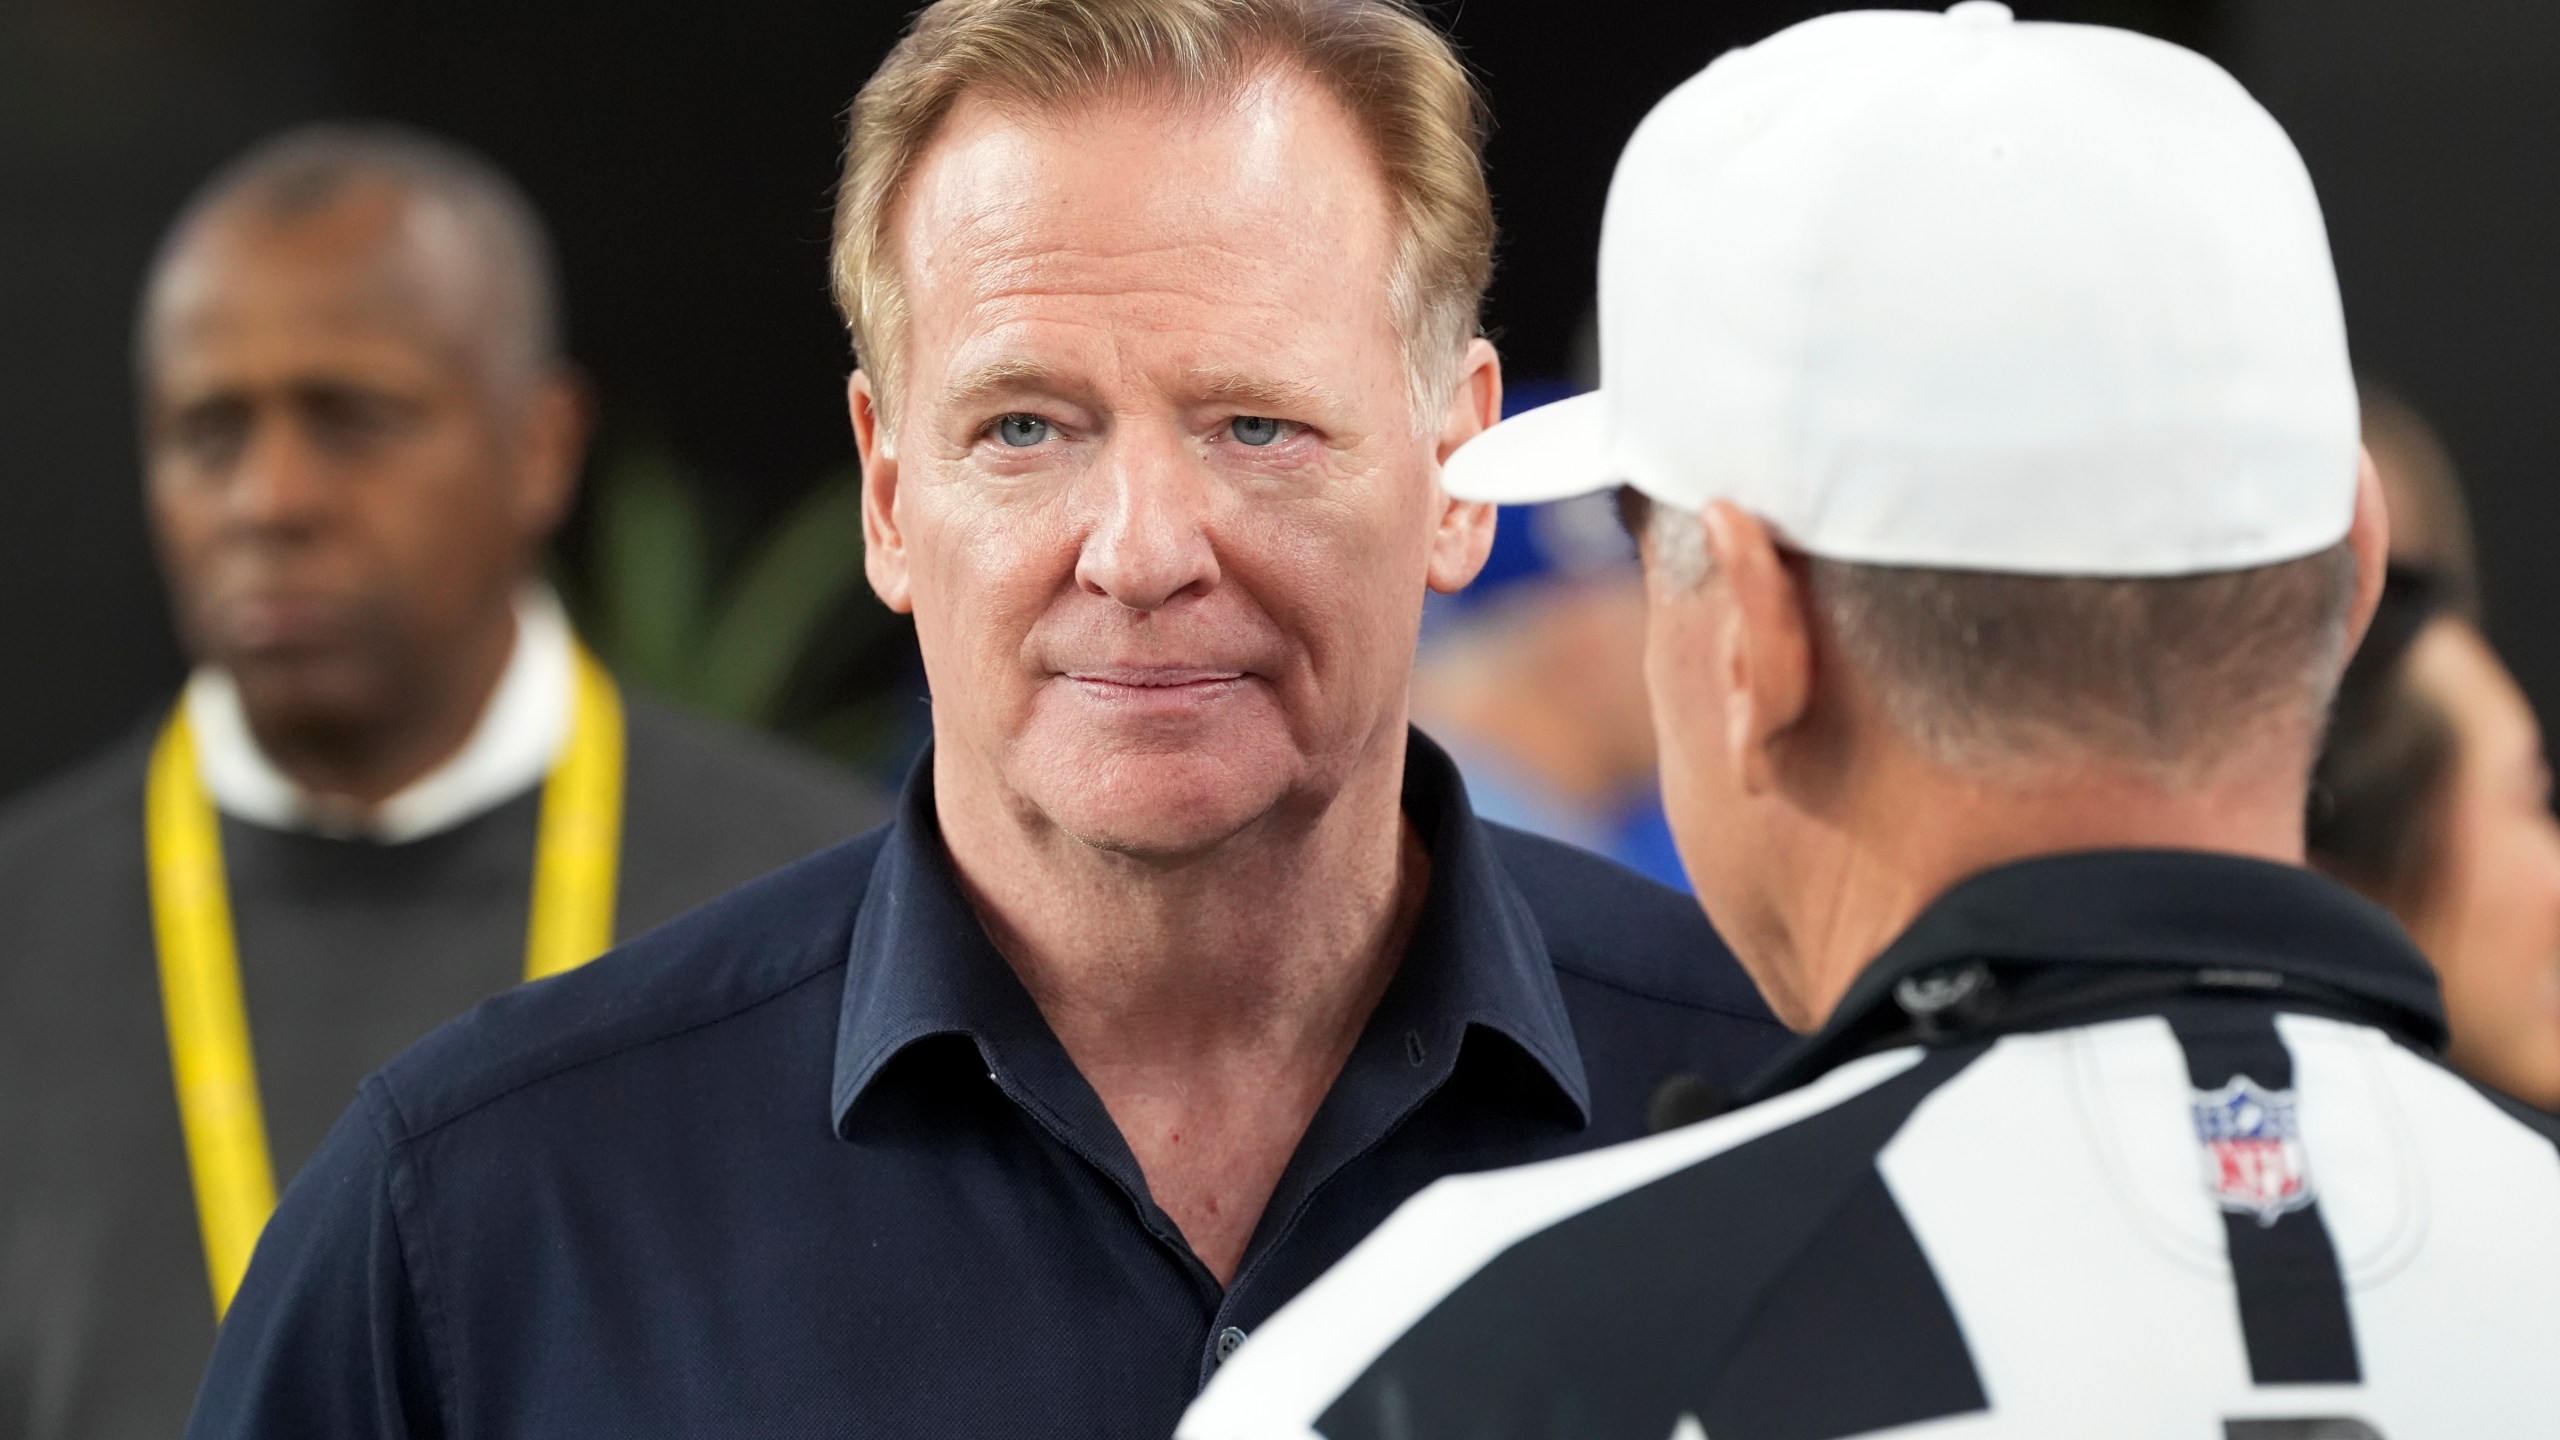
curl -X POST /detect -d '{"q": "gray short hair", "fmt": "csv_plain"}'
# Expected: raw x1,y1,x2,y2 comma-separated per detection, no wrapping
1639,494,2359,776
143,122,564,389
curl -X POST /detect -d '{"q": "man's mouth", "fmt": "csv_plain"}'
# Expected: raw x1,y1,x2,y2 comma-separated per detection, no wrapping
1057,667,1253,707
217,590,350,654
1063,667,1248,688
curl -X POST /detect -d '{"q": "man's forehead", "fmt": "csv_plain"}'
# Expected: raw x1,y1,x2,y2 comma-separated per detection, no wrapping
896,75,1396,303
890,77,1401,406
146,185,489,382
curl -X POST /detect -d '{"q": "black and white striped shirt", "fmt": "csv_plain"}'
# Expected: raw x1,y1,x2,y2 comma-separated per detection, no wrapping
1181,851,2560,1440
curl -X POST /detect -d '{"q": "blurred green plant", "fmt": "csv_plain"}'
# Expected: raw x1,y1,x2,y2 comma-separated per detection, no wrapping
569,449,913,775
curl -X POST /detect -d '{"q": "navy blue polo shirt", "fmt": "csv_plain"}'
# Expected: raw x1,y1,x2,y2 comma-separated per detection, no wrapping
186,732,1788,1439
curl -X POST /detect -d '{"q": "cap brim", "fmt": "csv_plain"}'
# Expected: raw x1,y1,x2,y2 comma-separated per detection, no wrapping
1442,390,1622,505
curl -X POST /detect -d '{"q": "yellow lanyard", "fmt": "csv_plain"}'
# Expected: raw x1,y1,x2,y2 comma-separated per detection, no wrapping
147,645,625,1316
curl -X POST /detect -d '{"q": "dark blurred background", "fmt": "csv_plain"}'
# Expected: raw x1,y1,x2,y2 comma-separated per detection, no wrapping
4,0,2552,799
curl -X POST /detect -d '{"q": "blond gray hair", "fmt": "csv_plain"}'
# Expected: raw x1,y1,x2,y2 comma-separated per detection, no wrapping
830,0,1492,426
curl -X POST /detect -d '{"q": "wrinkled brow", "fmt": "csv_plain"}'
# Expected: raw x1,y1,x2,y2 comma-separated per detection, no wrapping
938,358,1080,412
935,360,1342,418
1185,368,1340,418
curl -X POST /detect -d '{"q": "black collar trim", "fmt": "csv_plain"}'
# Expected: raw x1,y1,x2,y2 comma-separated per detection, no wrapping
1746,849,2447,1101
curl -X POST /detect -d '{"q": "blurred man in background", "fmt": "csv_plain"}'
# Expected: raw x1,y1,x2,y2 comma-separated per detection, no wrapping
0,124,880,1440
2311,392,2560,1109
1413,383,1686,888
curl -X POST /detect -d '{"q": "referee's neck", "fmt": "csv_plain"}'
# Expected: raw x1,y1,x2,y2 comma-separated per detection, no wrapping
1754,741,2314,1032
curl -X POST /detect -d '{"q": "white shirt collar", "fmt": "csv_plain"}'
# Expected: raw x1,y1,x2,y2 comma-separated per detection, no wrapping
186,587,579,844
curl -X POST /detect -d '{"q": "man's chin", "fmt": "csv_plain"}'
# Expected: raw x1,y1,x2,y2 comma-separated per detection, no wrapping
223,651,400,741
1018,744,1300,862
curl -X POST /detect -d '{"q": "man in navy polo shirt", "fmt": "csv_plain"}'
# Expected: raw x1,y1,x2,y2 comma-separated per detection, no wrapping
183,2,1786,1436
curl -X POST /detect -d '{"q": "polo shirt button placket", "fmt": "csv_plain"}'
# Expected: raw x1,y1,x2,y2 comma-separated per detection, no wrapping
1213,1326,1249,1365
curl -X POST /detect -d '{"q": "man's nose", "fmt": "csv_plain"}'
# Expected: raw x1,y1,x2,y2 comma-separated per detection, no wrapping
227,415,331,534
1073,434,1221,612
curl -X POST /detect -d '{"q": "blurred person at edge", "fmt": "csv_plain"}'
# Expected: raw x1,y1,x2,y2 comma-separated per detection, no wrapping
181,4,1787,1437
2310,390,2560,1109
1182,6,2560,1436
0,124,881,1440
1414,380,1685,888
2360,380,2481,615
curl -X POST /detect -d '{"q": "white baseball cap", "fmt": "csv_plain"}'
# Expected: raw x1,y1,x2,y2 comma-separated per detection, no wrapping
1447,1,2358,576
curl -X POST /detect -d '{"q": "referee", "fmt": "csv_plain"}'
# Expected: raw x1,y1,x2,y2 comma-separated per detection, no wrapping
1181,6,2560,1438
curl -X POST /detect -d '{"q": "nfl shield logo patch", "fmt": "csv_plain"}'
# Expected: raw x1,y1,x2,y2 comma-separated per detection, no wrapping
2192,1076,2315,1226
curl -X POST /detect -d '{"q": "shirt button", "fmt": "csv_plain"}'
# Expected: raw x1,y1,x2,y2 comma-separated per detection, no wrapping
1214,1326,1248,1363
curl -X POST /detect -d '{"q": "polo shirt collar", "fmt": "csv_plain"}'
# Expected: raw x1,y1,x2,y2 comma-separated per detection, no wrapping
830,730,1590,1135
1749,848,2448,1100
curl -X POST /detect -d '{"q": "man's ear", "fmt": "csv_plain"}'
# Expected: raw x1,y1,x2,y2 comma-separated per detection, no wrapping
1701,501,1815,795
1425,337,1502,594
850,370,914,615
2338,444,2391,661
512,368,593,545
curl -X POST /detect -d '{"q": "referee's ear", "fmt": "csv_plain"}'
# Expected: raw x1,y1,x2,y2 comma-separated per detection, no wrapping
2338,444,2391,666
1701,500,1814,800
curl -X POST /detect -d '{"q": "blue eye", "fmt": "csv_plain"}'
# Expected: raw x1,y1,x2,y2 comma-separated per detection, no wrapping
996,414,1051,447
1229,416,1284,447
